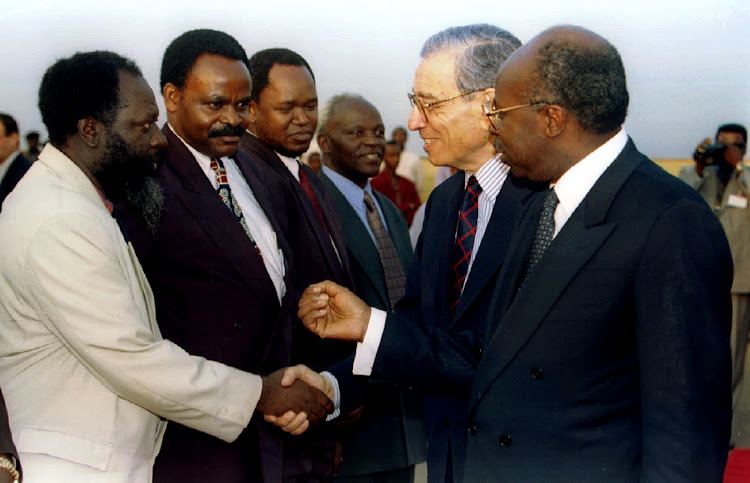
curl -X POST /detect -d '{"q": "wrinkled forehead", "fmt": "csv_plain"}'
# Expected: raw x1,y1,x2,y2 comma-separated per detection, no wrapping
118,73,158,113
413,50,460,98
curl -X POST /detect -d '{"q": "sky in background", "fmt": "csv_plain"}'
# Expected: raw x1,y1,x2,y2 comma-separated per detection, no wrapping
1,0,748,159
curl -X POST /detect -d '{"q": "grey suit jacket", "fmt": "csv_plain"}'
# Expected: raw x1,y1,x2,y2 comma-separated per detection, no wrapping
320,172,426,476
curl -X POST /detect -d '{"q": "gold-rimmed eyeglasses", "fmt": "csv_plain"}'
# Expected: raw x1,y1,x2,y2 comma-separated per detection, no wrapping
483,98,548,130
408,90,479,122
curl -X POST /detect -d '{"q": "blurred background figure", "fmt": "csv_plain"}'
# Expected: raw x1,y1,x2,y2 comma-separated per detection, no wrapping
305,151,322,174
371,140,421,225
391,126,424,193
0,113,31,212
681,124,750,442
23,131,42,162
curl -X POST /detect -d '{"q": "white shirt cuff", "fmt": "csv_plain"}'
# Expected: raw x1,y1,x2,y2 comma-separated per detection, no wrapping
320,371,340,421
352,308,387,376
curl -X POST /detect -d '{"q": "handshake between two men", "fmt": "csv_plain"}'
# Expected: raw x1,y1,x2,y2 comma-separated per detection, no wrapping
266,281,373,434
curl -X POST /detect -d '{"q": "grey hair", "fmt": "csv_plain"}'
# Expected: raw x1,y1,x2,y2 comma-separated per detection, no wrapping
317,93,375,136
420,24,522,92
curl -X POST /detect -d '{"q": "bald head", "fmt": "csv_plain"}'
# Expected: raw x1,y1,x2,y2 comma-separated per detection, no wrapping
503,25,628,135
491,26,628,182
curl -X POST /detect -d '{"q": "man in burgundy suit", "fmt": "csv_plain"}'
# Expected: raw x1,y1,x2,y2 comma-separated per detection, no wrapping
119,29,332,482
240,48,356,479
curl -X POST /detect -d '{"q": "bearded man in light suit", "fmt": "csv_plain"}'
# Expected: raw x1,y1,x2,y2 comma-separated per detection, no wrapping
0,50,331,482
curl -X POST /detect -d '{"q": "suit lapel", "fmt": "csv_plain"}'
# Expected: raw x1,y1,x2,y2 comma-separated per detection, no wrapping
425,175,465,320
241,134,350,286
162,127,278,306
453,174,530,321
471,139,644,409
321,174,389,308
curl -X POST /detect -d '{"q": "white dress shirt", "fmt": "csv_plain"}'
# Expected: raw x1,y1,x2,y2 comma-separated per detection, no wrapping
353,154,510,376
551,129,628,238
168,124,286,303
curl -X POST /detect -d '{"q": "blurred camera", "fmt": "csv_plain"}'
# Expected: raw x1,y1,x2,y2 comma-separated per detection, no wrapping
696,142,726,164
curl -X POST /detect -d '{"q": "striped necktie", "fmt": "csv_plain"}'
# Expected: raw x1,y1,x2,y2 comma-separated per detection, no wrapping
210,157,263,260
449,175,482,311
363,190,406,309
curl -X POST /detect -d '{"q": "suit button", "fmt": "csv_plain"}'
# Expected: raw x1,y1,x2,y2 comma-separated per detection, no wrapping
531,368,544,380
234,321,244,330
467,423,478,436
499,435,513,447
442,417,451,428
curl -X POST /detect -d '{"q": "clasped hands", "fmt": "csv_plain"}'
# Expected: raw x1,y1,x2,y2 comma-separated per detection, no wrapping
263,281,374,434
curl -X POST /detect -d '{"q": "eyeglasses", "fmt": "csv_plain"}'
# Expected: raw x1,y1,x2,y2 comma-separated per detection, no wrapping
483,98,548,130
408,90,479,122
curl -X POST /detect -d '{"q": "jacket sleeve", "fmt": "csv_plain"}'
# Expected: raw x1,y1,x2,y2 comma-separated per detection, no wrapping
634,198,732,481
24,212,262,443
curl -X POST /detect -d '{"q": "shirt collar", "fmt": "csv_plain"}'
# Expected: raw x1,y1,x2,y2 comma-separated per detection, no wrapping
464,153,510,202
246,128,302,180
322,165,376,206
553,128,628,216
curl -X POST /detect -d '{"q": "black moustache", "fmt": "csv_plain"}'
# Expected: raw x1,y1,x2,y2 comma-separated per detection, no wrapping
208,125,246,138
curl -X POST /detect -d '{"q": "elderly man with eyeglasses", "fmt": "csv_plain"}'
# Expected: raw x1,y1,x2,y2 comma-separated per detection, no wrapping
284,24,545,482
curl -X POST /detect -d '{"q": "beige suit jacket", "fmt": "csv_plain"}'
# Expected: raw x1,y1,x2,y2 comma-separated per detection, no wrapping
0,145,262,481
717,164,750,293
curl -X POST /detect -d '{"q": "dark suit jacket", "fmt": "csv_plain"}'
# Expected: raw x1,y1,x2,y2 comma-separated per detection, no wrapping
0,153,31,212
240,133,355,371
120,125,294,482
0,388,18,467
464,139,732,481
320,173,427,476
371,170,543,482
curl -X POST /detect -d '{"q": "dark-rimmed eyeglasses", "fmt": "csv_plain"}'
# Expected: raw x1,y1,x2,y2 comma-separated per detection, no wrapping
483,98,548,130
408,90,479,122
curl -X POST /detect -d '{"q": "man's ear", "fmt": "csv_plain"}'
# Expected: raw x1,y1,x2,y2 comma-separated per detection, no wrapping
163,83,181,113
542,104,567,138
248,99,259,125
77,117,101,148
9,132,20,150
317,133,330,154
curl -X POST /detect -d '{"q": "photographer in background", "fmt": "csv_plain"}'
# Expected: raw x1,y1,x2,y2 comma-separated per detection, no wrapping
681,124,749,442
680,123,747,207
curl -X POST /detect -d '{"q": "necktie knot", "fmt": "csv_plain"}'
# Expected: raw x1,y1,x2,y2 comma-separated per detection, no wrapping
209,156,263,260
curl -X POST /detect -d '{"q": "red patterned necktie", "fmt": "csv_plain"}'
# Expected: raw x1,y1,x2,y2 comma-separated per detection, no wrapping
298,163,329,233
210,158,263,260
449,175,482,310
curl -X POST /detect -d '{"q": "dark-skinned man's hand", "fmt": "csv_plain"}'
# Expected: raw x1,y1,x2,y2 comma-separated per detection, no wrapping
256,366,333,435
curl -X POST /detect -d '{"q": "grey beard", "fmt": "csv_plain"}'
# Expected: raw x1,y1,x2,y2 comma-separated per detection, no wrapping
124,177,164,235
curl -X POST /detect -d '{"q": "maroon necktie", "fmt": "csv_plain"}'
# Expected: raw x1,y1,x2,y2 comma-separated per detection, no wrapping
298,163,329,233
449,175,482,310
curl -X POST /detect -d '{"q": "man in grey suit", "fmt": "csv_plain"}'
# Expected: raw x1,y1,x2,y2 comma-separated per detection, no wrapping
316,94,426,481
